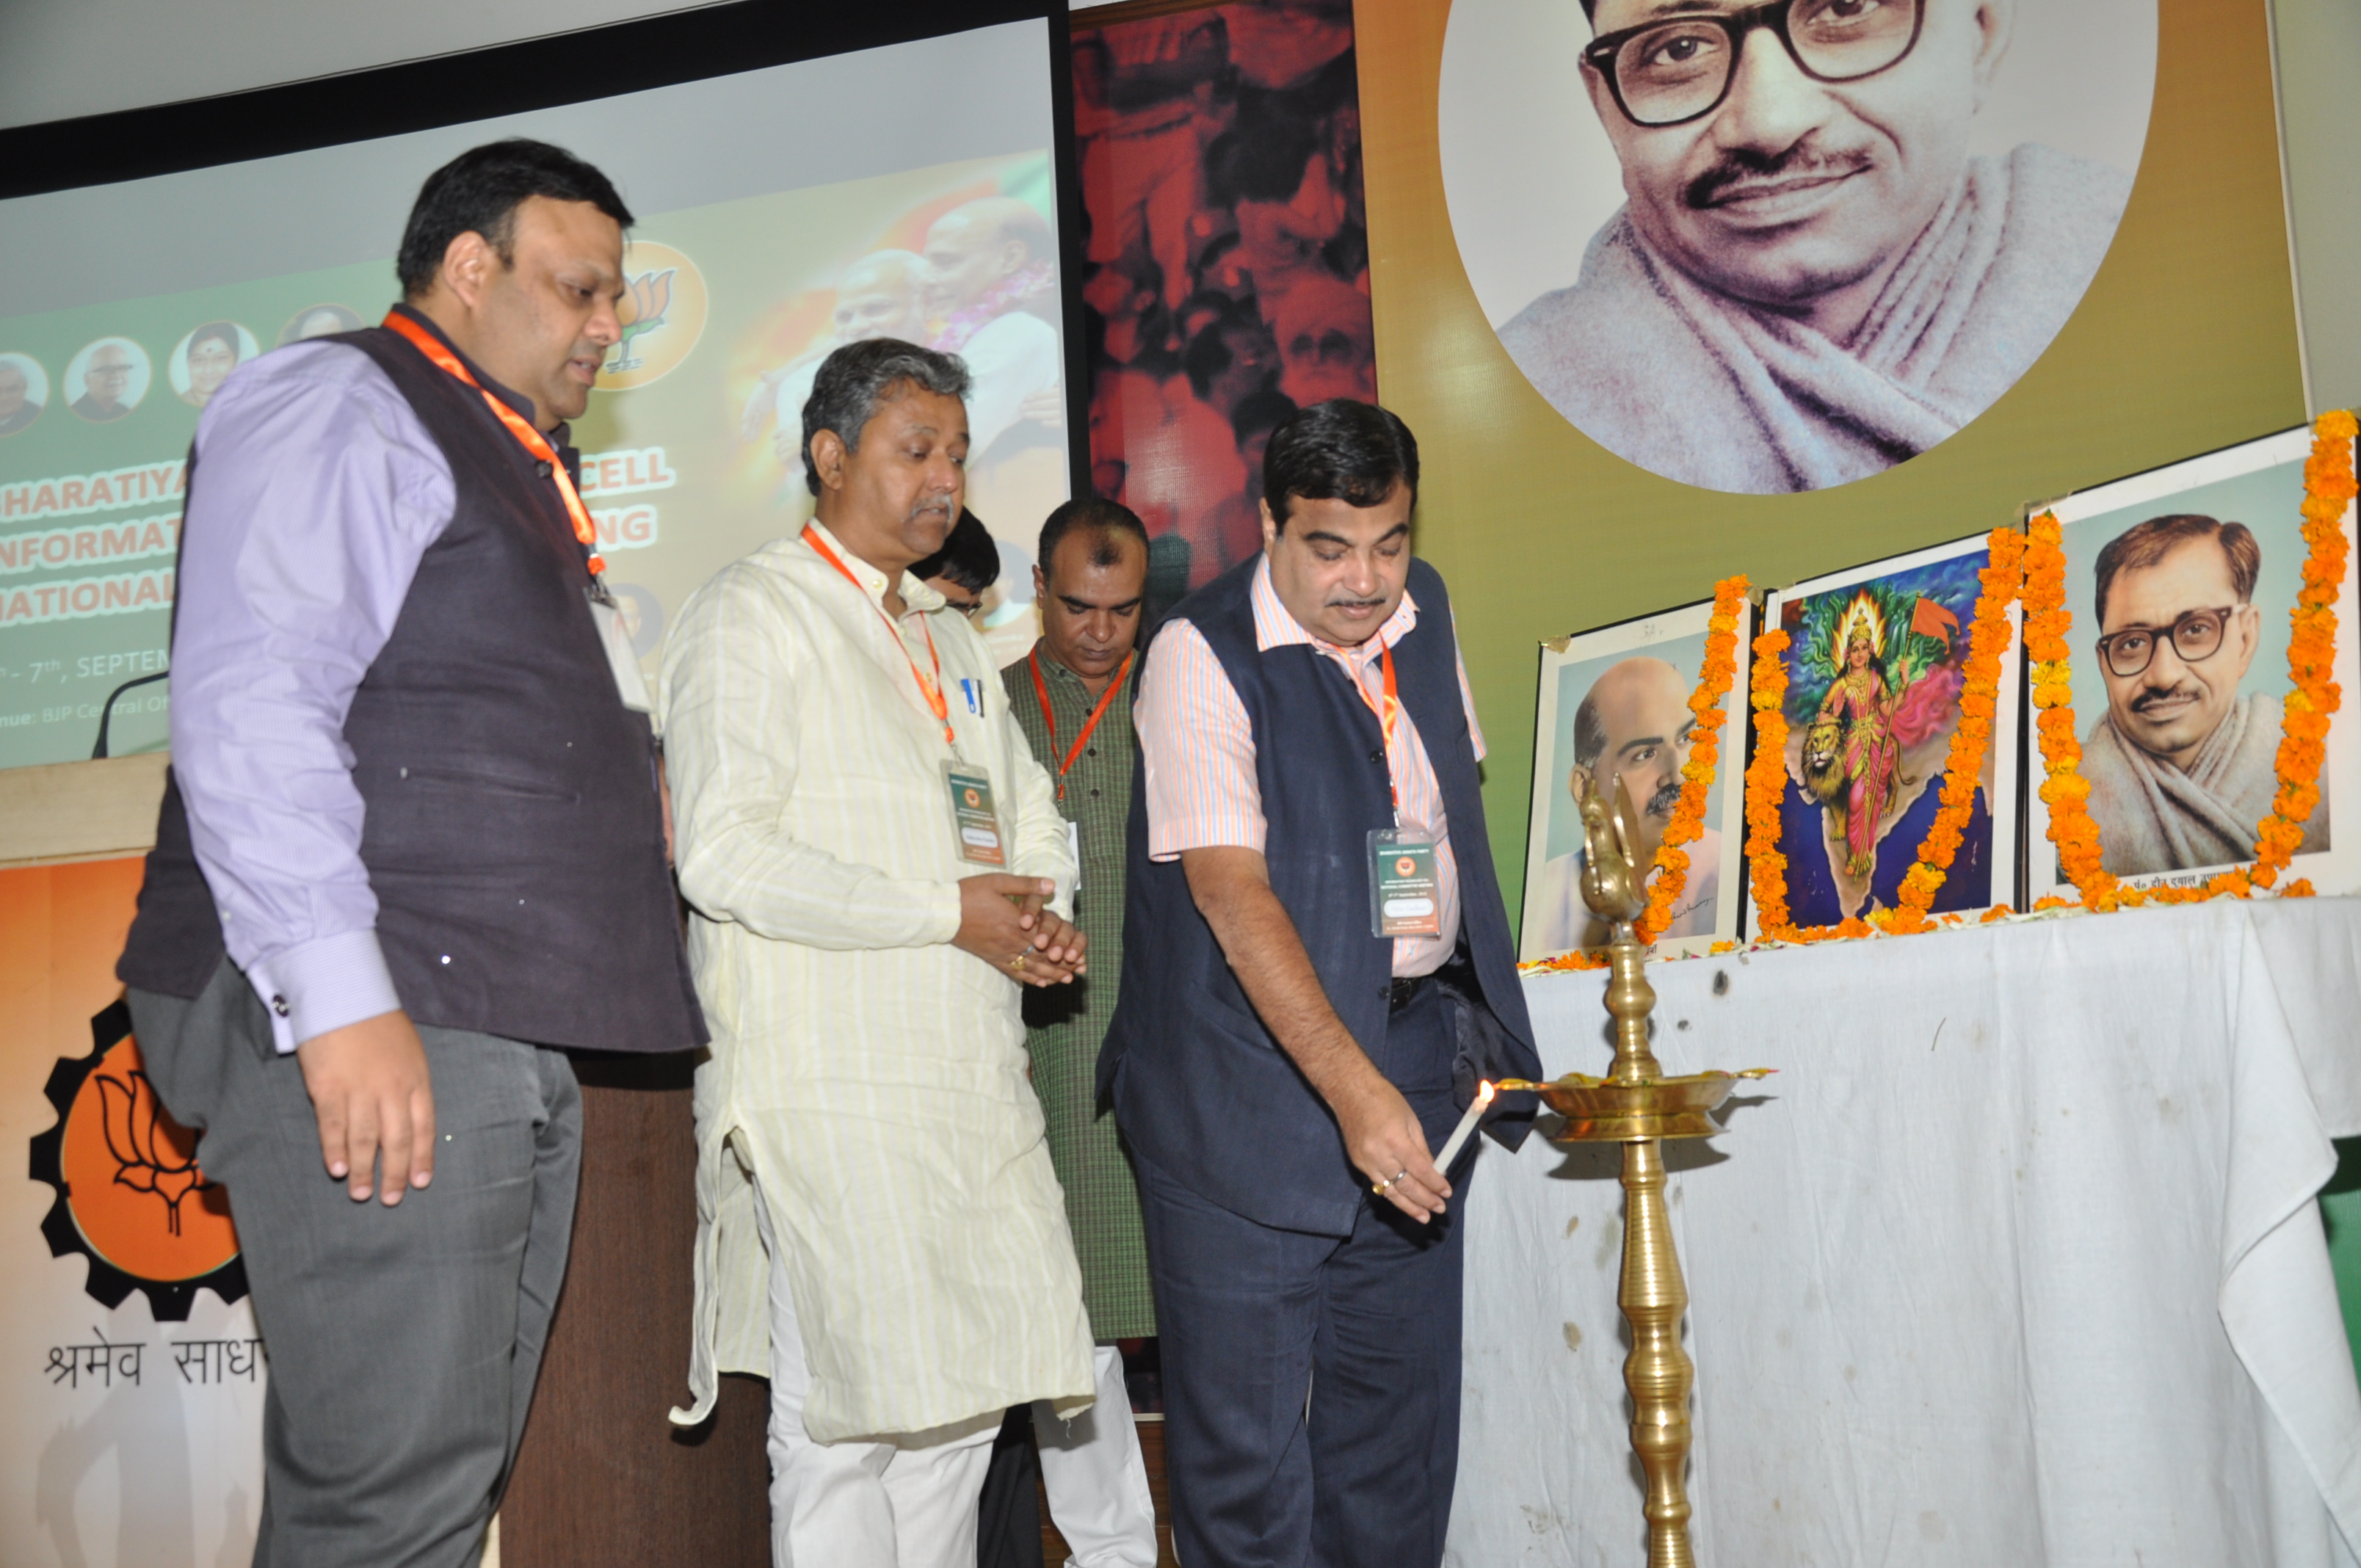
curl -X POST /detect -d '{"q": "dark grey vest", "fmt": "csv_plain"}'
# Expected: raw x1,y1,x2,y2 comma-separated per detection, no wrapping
118,316,707,1055
1098,555,1539,1235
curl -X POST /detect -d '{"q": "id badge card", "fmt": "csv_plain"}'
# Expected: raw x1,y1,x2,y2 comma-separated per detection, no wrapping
587,592,653,712
943,761,1007,866
1368,829,1441,938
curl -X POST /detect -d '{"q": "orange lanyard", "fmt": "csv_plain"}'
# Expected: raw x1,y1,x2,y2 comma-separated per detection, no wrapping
1029,648,1133,802
1351,641,1401,810
803,524,955,746
382,311,604,576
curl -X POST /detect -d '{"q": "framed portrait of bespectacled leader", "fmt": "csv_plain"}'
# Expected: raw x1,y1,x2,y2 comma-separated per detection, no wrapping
1519,598,1752,962
2024,426,2361,904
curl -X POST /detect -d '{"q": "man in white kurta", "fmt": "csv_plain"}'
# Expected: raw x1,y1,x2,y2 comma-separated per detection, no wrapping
662,338,1095,1566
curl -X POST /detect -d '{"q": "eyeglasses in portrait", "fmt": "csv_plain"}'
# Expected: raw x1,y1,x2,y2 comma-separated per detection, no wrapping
2026,426,2361,902
1439,0,2156,494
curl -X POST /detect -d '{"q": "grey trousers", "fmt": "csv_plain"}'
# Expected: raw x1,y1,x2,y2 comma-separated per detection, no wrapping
128,961,581,1568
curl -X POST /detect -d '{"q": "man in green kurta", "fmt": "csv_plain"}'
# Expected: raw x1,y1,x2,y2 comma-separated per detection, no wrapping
1004,496,1159,1567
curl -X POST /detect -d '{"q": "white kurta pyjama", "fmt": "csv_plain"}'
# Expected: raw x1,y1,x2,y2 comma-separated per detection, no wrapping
661,522,1094,1445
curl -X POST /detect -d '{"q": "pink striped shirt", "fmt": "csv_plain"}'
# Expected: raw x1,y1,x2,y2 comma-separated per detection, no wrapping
1135,557,1486,978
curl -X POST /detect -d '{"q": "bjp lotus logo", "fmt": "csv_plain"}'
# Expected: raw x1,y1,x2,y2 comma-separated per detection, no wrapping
600,240,707,391
29,999,245,1318
612,268,675,370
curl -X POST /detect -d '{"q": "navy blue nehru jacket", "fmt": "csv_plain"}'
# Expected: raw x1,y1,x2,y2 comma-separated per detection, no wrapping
1099,554,1541,1237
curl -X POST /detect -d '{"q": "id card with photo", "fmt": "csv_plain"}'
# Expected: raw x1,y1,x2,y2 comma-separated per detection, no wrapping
1368,828,1440,937
589,594,652,712
943,761,1006,866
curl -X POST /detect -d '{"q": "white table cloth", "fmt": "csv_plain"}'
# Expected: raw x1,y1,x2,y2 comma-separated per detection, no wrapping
1450,897,2361,1567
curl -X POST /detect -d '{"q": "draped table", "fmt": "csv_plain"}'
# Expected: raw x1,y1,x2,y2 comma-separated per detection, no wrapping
1449,896,2361,1567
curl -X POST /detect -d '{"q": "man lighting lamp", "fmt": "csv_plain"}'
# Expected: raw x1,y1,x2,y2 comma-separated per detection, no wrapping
1101,398,1542,1567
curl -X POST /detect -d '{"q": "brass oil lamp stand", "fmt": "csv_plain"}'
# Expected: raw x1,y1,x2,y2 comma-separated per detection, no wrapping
1501,777,1767,1568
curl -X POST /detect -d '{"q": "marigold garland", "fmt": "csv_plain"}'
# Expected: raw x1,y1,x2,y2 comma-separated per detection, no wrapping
1741,626,1794,935
1526,576,1747,972
1527,413,2357,977
2029,410,2356,911
1867,529,2025,936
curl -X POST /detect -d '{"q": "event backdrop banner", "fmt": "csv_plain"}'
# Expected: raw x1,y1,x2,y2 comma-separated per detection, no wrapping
1072,0,1374,600
1,857,265,1568
0,18,1073,770
1441,0,2156,495
1356,0,2305,926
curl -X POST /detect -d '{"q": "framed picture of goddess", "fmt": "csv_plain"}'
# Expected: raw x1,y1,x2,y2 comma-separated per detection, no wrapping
2024,425,2361,902
1751,535,2023,932
1520,598,1750,962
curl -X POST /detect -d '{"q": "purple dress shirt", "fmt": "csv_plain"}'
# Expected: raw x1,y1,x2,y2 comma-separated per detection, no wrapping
170,319,565,1053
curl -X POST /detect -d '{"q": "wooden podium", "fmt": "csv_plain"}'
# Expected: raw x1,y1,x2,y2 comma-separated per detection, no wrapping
500,1053,772,1565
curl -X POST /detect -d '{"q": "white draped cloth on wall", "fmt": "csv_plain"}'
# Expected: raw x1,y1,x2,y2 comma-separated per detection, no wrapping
1451,897,2361,1567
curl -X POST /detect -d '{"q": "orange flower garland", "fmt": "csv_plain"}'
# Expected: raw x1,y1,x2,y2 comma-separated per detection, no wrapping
1741,626,1794,936
2030,410,2357,910
1526,576,1747,971
1527,411,2357,976
1866,528,2025,935
1636,577,1747,943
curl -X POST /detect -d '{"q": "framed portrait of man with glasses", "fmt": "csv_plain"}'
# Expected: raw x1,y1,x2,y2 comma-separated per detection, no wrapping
1436,0,2155,493
2026,425,2361,903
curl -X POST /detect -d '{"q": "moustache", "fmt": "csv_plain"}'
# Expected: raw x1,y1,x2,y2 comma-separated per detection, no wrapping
1324,596,1388,611
1686,143,1875,211
1645,778,1683,819
2131,681,2203,715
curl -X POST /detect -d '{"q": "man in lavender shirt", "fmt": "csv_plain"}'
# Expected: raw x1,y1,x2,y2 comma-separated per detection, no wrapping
115,141,706,1567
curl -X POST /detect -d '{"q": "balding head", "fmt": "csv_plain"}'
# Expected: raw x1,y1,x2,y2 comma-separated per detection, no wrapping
922,197,1053,316
1570,656,1695,865
83,343,134,413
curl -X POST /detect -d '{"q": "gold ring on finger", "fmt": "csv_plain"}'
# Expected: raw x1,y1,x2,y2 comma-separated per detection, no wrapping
1009,954,1028,972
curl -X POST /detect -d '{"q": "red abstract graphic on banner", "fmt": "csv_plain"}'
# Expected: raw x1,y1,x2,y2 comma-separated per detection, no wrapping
1073,0,1376,597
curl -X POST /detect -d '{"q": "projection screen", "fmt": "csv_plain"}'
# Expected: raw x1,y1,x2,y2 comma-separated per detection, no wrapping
0,15,1074,773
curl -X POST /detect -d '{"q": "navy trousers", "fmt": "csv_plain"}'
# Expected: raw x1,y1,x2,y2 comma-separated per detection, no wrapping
1134,981,1470,1568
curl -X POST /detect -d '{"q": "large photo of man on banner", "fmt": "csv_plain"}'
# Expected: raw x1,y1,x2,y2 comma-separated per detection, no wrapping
1440,0,2155,493
1072,0,1374,598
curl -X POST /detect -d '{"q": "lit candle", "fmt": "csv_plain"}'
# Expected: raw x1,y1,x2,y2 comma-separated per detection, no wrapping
1433,1080,1496,1179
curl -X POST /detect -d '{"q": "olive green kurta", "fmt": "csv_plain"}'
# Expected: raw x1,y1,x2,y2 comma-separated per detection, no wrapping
1003,645,1156,1339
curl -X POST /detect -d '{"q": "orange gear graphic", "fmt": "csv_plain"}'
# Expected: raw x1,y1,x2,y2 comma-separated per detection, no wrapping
28,999,246,1319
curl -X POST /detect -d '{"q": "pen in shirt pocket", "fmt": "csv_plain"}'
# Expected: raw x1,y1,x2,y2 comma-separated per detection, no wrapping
959,678,983,716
